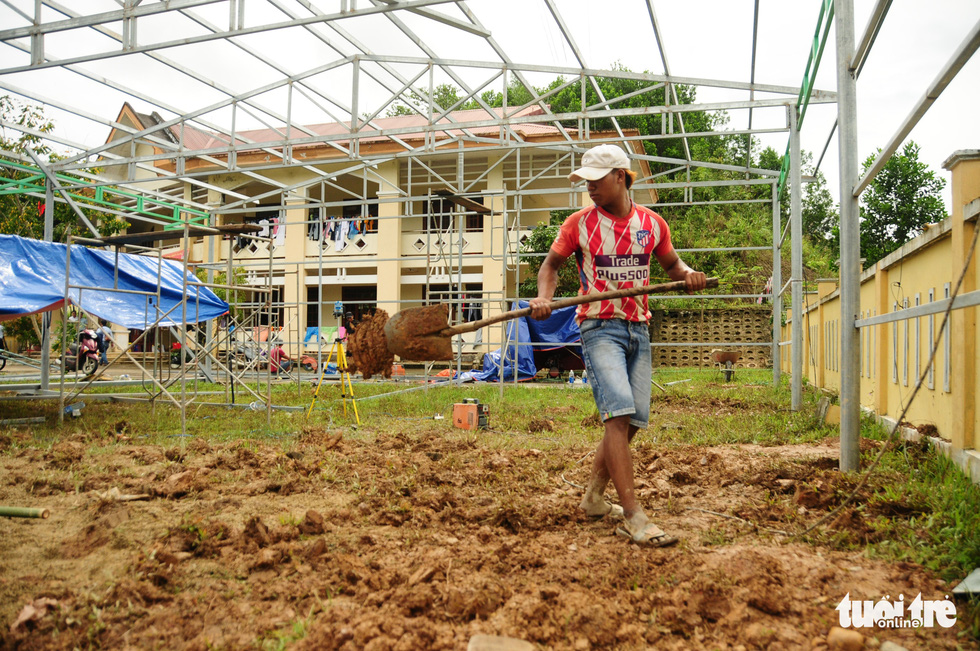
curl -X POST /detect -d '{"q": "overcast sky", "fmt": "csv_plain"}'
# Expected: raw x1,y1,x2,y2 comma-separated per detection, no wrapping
2,0,977,212
479,0,980,212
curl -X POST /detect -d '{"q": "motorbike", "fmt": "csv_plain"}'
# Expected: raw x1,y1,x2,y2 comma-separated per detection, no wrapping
64,329,99,376
169,343,195,369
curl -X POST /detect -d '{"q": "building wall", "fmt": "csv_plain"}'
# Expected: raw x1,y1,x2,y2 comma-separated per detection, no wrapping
782,152,980,464
161,150,585,357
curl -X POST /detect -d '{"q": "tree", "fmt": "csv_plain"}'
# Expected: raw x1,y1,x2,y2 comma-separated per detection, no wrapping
859,141,946,267
518,211,580,299
756,145,839,243
802,168,837,242
385,83,485,117
539,63,729,176
3,314,41,352
386,66,729,177
1,95,127,240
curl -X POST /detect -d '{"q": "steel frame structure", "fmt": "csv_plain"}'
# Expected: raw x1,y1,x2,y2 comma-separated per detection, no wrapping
2,1,975,465
0,0,831,416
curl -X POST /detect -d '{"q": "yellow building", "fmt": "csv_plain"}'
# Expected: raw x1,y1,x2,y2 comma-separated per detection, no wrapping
783,150,980,481
103,103,658,357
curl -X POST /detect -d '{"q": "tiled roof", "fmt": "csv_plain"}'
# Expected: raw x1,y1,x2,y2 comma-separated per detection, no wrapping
168,105,567,154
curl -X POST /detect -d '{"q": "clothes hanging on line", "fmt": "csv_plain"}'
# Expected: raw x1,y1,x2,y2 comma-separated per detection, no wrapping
334,218,348,251
273,217,286,249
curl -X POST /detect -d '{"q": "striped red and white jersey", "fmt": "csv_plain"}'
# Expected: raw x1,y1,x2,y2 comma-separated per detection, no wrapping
551,202,672,323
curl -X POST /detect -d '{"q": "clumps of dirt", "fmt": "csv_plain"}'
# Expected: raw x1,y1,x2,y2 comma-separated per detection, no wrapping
300,426,343,450
830,507,885,544
347,310,394,380
123,445,165,466
46,441,85,469
163,448,185,463
148,467,212,498
61,504,131,559
909,422,940,439
792,473,857,511
527,417,554,433
580,412,601,427
298,510,326,535
162,517,231,558
213,444,264,471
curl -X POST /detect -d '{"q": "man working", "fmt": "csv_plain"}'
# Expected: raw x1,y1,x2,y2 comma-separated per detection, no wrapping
529,144,706,547
96,320,112,365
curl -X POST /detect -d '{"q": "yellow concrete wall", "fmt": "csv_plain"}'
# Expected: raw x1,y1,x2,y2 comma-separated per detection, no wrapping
782,151,979,461
947,154,980,451
784,226,959,440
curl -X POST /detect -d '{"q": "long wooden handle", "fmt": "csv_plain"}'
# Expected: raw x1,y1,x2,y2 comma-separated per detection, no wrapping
443,277,719,336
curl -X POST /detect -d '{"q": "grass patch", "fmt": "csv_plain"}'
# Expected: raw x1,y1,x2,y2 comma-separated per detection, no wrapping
849,419,980,584
805,415,980,638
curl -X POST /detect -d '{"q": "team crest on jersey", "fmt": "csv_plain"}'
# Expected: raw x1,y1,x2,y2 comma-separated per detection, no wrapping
636,229,651,247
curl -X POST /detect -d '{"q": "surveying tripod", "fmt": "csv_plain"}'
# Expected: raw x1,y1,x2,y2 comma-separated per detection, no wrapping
306,306,359,424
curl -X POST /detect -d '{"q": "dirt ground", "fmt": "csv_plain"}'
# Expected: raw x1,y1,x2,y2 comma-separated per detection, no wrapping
0,404,971,650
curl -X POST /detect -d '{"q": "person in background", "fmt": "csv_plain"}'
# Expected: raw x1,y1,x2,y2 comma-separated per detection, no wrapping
96,319,111,365
269,344,292,374
530,144,706,547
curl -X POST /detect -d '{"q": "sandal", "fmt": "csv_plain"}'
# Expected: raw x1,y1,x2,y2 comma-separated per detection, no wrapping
584,501,625,520
615,522,679,548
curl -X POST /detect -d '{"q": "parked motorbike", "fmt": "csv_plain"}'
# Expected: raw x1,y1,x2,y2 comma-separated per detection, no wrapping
169,343,194,369
65,329,99,376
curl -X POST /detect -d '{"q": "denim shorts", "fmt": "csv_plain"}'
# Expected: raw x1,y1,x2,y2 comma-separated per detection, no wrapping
579,318,652,428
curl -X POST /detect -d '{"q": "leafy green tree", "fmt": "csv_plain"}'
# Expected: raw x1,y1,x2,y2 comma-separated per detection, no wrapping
3,315,41,352
197,267,248,319
1,95,127,240
859,141,946,266
387,66,728,177
386,83,485,117
539,64,728,175
802,168,837,243
518,211,580,299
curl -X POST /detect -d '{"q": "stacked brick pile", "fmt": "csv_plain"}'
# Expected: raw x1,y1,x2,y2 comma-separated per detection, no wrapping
648,308,772,369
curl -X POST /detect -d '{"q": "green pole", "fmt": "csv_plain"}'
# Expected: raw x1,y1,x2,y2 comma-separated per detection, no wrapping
0,507,50,519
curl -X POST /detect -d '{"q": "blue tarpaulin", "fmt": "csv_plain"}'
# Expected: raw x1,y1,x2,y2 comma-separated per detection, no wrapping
0,234,228,328
467,300,582,382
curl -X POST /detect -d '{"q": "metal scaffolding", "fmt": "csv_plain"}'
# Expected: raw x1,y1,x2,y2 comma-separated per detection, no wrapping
0,1,976,467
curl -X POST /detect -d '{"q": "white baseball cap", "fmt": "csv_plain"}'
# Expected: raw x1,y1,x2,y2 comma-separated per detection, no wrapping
568,144,631,183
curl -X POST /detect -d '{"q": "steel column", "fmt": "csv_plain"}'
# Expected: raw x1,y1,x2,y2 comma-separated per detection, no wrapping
39,181,54,391
771,182,781,387
836,0,862,473
790,106,803,410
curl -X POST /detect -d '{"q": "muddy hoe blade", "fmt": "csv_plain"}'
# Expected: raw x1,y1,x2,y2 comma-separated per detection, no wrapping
385,277,719,361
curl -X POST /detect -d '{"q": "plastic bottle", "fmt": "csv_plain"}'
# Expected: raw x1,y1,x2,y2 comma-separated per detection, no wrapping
64,401,85,417
568,370,575,384
581,370,588,385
